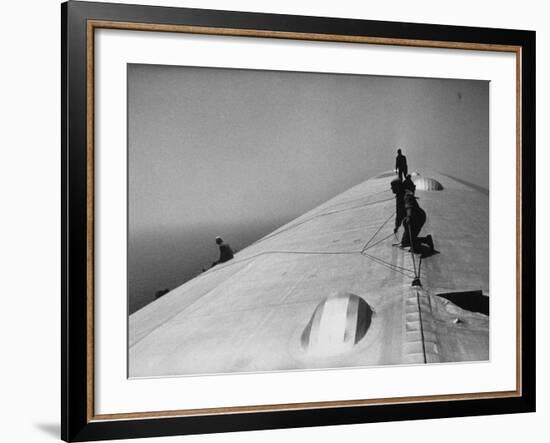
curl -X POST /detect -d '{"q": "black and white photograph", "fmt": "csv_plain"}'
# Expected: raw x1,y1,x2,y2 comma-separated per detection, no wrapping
127,64,490,377
1,0,543,441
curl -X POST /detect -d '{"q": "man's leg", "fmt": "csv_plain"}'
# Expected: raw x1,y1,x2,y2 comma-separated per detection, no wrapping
409,218,424,253
401,220,411,247
420,235,435,253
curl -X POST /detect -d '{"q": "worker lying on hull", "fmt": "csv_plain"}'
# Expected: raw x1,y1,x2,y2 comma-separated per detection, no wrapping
400,190,437,258
211,236,235,268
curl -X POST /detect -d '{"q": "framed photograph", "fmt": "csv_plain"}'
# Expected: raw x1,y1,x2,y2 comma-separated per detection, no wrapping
62,1,535,441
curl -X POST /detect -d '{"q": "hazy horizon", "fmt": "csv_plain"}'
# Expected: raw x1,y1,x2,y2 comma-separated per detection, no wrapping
128,64,489,313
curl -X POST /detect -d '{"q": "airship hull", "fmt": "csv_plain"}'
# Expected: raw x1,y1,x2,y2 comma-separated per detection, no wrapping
129,171,489,377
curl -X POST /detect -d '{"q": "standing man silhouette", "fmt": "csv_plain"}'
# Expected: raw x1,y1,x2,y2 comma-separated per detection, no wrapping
395,148,408,181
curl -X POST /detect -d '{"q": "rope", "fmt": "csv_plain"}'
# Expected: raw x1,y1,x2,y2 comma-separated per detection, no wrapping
360,211,396,254
415,287,428,364
357,209,418,276
201,248,361,276
362,252,416,277
205,244,417,279
363,252,416,274
362,232,395,252
407,221,419,280
363,254,412,278
202,198,420,281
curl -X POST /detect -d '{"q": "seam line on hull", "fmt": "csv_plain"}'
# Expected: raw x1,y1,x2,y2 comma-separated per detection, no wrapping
416,288,428,364
250,196,394,248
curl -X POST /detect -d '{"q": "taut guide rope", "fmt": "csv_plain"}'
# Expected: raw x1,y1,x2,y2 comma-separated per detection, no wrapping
203,197,418,279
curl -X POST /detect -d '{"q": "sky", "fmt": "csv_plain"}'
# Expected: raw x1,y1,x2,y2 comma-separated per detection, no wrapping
127,64,489,313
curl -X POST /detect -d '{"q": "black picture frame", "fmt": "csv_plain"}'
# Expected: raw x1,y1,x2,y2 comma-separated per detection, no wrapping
61,1,536,441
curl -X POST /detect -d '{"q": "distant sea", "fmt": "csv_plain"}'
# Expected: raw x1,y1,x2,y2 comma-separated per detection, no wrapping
128,218,290,314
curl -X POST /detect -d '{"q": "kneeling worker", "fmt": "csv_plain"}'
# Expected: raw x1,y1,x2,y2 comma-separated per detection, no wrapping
401,190,435,256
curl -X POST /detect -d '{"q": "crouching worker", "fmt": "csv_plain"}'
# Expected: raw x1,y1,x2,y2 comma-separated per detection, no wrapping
211,236,235,268
401,190,437,257
402,174,416,195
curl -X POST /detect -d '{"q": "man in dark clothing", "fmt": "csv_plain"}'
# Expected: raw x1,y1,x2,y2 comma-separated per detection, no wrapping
401,190,435,256
211,236,234,267
402,174,416,194
390,178,406,234
395,149,408,181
